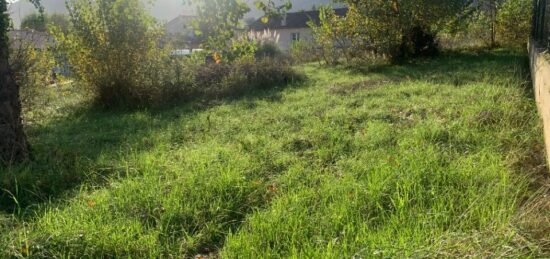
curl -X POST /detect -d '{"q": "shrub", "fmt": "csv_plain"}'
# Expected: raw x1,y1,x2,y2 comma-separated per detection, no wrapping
255,41,281,59
21,13,70,33
444,0,532,49
289,41,320,64
310,1,467,64
497,0,532,46
245,29,282,59
9,44,55,109
57,0,165,108
226,37,258,62
55,0,301,108
163,57,303,102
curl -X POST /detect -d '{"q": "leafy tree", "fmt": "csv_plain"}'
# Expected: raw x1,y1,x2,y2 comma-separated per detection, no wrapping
21,13,46,31
453,0,531,47
58,0,164,106
21,13,70,33
496,0,532,46
313,0,468,63
0,0,41,164
184,0,250,52
48,14,70,34
309,7,351,65
255,0,292,23
184,0,291,60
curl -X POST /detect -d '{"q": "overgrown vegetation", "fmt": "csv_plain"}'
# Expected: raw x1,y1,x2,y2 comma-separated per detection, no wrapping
444,0,532,48
55,0,298,108
1,0,548,257
21,13,70,33
9,39,55,110
308,0,532,65
57,0,164,107
309,0,467,64
1,50,548,257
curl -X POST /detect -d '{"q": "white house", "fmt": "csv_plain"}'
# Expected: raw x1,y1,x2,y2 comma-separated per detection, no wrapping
249,8,348,51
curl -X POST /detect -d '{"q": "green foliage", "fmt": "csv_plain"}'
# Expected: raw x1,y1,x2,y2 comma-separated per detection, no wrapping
311,0,468,64
496,0,532,46
49,0,298,108
21,13,70,33
255,0,292,23
226,37,258,62
163,56,303,101
255,41,281,59
309,7,352,65
1,1,10,52
449,0,532,48
289,40,320,64
184,0,289,61
21,13,46,31
57,0,164,107
48,14,71,34
9,44,55,109
184,0,250,52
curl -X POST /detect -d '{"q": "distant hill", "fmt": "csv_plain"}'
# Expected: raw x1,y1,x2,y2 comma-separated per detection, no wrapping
8,0,342,28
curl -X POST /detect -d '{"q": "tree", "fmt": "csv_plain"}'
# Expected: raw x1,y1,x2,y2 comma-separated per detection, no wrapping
21,13,46,31
59,0,163,106
21,13,70,33
184,0,290,53
457,0,531,47
311,0,468,63
0,0,40,164
184,0,250,52
496,0,532,45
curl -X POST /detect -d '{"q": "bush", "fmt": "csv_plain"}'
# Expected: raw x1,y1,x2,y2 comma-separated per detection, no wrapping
21,13,70,33
289,41,321,64
162,57,303,102
55,0,300,108
443,0,532,49
255,41,281,59
397,26,439,60
9,44,55,109
497,0,532,46
310,2,466,65
57,0,164,108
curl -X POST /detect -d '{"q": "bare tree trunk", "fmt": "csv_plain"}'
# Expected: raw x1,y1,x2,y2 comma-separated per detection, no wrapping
1,0,29,164
489,0,497,48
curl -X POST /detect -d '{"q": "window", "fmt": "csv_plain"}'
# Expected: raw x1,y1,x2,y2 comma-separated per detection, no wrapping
291,32,301,42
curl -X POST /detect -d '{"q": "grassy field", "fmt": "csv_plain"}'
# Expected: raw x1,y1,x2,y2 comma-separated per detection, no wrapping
1,50,549,257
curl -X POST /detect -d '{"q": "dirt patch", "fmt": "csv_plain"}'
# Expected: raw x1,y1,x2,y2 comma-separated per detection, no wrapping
328,79,400,95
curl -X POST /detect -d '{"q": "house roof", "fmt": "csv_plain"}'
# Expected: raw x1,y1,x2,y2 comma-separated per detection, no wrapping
166,15,197,28
8,30,54,49
249,8,347,30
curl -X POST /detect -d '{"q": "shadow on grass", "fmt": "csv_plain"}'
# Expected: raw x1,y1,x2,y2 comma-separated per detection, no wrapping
0,49,534,214
328,49,532,95
0,78,305,214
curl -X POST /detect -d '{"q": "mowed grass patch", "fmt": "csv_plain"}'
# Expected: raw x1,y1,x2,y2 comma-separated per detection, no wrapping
1,50,548,257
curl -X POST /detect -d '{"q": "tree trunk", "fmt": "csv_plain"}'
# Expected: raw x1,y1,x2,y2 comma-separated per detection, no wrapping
489,0,497,48
1,0,29,164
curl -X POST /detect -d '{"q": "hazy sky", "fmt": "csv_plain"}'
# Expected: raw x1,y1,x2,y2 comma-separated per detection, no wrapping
8,0,341,28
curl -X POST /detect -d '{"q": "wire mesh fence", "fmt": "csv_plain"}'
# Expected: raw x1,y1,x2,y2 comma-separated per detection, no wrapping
534,0,550,47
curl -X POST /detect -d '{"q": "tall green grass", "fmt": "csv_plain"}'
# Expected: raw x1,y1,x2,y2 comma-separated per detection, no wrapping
1,50,547,257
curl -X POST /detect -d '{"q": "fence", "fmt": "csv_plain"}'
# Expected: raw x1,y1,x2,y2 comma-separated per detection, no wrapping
531,0,550,166
534,0,550,47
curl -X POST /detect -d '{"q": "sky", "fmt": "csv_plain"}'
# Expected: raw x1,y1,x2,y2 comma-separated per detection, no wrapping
8,0,342,29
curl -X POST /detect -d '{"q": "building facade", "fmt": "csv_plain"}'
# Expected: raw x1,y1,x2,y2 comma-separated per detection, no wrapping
249,8,347,51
